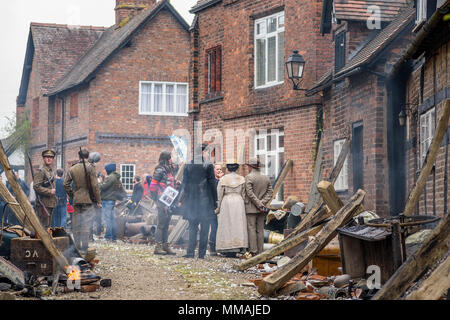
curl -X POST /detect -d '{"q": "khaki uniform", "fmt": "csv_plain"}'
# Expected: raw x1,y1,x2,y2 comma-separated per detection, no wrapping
64,161,101,252
244,169,273,255
33,165,57,229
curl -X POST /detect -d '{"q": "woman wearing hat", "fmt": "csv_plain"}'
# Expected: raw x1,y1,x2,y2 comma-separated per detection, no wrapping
215,161,248,257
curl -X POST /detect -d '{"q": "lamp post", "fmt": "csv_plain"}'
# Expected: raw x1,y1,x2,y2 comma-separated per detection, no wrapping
286,50,306,91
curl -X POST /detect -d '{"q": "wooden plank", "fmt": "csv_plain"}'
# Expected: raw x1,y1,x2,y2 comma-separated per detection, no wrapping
405,255,450,300
403,100,450,216
167,163,187,245
317,181,344,214
285,138,350,240
269,160,293,205
258,189,366,296
329,138,351,185
306,139,324,213
0,141,70,274
372,213,450,300
234,224,323,271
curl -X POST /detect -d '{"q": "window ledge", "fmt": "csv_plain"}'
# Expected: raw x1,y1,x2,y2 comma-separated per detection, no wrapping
199,94,224,105
254,82,284,91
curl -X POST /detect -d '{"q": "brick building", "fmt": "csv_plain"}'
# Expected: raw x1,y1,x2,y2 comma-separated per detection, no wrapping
189,0,332,202
393,0,449,217
17,0,191,191
307,0,414,217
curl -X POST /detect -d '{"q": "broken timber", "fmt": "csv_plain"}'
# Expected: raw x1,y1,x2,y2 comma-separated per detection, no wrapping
0,141,70,274
235,181,347,271
403,99,450,216
258,189,366,296
405,255,450,300
372,213,450,300
268,160,293,206
234,224,323,271
285,138,350,240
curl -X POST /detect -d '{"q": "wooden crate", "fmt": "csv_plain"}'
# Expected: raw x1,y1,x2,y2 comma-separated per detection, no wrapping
10,237,70,276
312,241,342,276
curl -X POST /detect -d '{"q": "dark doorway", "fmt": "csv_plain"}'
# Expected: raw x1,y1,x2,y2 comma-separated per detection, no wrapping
352,122,364,192
387,71,408,216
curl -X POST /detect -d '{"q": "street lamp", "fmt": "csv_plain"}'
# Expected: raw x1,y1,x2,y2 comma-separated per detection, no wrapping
286,50,306,91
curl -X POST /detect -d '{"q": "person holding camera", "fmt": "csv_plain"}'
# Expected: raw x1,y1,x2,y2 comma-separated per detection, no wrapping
244,158,273,256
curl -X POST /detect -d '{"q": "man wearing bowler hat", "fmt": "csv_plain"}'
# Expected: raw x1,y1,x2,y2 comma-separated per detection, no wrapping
244,158,273,256
33,149,58,229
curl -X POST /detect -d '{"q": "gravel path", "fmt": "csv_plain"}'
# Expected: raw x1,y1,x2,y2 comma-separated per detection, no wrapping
54,240,262,300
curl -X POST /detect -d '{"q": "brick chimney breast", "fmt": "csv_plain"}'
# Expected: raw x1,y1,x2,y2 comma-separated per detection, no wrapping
115,0,157,26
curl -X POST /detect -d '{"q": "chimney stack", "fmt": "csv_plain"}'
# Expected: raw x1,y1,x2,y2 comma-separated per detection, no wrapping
115,0,157,26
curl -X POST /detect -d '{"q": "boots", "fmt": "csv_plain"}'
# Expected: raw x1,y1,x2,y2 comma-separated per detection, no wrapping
154,243,166,255
163,243,176,255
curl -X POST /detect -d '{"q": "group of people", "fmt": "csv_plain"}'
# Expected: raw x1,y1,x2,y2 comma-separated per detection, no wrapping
150,145,274,259
2,145,273,259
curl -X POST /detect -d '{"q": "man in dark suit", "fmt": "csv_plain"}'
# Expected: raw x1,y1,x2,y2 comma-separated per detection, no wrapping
244,158,273,256
208,163,224,256
181,144,217,259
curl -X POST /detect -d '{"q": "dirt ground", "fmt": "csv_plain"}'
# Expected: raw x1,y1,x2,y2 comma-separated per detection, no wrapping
53,240,263,300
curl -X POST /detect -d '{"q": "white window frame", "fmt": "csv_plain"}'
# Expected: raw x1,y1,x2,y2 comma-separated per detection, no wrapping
334,139,349,192
419,107,436,167
254,11,285,89
139,81,189,116
254,129,285,200
416,0,427,24
120,164,136,192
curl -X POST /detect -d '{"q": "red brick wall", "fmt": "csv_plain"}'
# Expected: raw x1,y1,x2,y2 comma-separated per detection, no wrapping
191,0,332,202
405,41,450,217
321,73,390,216
86,8,191,178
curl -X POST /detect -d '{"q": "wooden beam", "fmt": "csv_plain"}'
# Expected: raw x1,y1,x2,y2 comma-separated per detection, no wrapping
406,255,450,300
329,138,351,185
285,138,350,240
372,213,450,300
258,189,366,296
234,224,323,271
306,138,324,213
317,181,344,213
0,181,34,232
269,160,293,205
0,142,70,274
403,100,450,216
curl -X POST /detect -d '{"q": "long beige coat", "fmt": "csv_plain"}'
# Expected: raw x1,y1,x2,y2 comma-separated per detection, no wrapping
215,172,248,252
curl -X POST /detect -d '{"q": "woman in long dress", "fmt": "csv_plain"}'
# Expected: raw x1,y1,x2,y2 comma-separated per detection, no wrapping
215,163,248,257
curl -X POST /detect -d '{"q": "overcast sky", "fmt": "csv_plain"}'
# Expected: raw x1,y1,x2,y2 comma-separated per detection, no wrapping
0,0,196,138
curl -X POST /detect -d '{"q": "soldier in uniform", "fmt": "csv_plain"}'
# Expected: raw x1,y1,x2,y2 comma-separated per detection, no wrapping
64,148,101,254
33,149,58,229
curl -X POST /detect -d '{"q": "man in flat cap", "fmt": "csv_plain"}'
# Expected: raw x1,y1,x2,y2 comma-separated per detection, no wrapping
64,148,101,254
244,158,273,256
33,149,58,229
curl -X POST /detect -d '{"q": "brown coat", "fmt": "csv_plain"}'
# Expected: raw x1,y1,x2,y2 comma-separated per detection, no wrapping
33,165,57,208
244,169,273,214
64,162,101,205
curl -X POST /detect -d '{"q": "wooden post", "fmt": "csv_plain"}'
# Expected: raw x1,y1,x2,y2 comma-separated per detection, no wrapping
258,189,366,296
403,100,450,216
405,255,450,300
285,138,350,240
268,160,293,205
317,181,344,213
234,224,323,271
372,213,449,300
306,139,324,213
0,142,70,274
